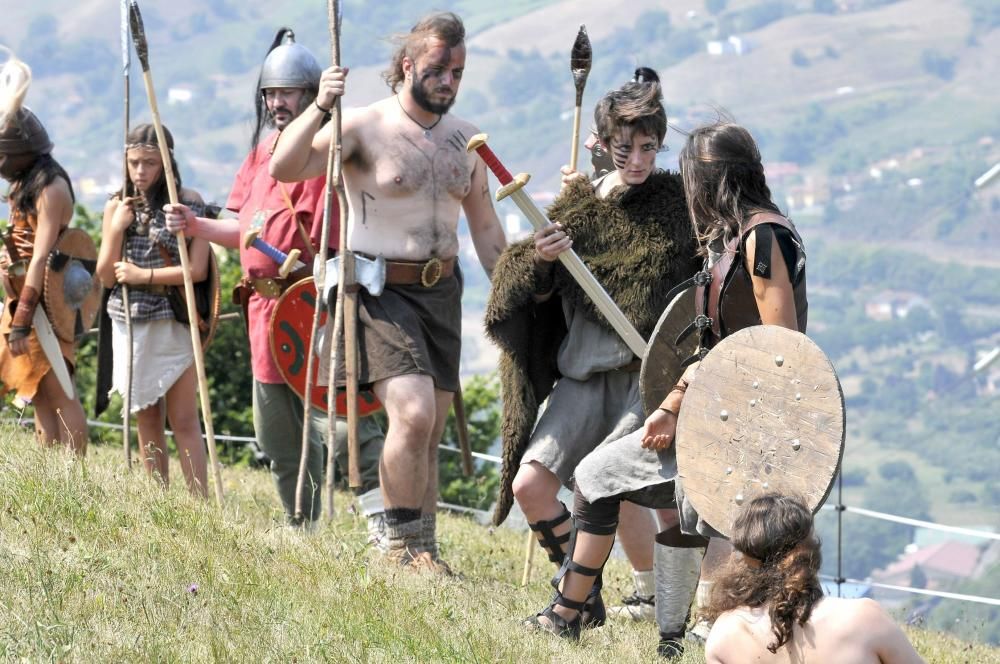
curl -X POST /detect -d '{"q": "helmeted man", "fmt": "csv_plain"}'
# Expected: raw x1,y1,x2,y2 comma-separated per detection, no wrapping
164,29,386,532
268,12,507,570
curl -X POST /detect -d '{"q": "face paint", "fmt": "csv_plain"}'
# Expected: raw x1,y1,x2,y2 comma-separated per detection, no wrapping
609,129,660,186
408,40,465,115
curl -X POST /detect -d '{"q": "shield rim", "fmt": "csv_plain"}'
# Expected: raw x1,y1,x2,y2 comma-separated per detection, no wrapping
199,250,222,348
639,285,699,416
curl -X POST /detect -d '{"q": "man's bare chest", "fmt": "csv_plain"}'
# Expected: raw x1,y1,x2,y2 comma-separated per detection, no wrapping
368,128,473,201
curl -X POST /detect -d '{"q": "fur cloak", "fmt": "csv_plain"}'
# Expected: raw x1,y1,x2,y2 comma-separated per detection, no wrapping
485,171,700,525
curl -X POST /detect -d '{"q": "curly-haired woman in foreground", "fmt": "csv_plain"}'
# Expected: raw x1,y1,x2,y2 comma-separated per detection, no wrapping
703,494,924,664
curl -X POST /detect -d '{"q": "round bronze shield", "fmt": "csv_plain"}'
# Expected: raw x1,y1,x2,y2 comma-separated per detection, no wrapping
270,278,382,416
43,227,101,343
639,286,699,416
675,325,845,538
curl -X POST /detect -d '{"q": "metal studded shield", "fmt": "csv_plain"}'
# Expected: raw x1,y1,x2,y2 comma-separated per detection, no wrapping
674,325,845,538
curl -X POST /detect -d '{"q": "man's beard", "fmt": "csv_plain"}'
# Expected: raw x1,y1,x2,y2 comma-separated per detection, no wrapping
265,92,312,130
410,75,455,115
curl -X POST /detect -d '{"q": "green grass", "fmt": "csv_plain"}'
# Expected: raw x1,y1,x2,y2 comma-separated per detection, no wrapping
1,425,996,662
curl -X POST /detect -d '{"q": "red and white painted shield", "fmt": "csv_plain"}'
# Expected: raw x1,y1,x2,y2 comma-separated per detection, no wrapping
269,278,381,417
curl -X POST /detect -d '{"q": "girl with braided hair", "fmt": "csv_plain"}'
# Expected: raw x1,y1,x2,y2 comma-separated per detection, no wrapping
96,123,210,497
703,493,923,663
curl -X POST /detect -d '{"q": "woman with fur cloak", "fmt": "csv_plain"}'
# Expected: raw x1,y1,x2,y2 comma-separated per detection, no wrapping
484,68,699,627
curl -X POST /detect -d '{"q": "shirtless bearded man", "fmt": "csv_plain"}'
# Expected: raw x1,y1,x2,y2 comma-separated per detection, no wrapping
270,12,506,570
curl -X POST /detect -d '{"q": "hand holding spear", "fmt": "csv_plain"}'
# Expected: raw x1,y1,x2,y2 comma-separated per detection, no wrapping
128,0,224,507
568,25,592,172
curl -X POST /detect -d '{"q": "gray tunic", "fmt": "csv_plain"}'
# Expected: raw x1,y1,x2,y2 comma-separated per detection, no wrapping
520,301,643,486
573,249,728,540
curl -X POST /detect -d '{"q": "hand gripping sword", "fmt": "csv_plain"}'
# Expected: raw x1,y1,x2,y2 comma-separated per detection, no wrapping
467,134,647,357
129,0,224,507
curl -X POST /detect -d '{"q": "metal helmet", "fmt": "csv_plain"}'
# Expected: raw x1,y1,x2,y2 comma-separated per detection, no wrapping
0,107,52,157
259,31,321,91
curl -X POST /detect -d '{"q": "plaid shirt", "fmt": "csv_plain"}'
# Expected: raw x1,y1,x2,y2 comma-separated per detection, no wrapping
106,202,204,323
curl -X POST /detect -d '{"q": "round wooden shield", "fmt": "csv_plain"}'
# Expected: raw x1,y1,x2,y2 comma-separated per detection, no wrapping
43,227,101,343
675,325,845,538
269,278,382,417
199,250,222,349
639,286,699,416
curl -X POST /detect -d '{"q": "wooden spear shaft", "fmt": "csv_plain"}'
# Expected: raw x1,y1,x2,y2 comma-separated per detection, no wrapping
119,0,133,469
330,0,363,493
128,0,223,507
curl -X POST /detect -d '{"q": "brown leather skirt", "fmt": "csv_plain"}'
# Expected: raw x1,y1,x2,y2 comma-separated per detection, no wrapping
0,296,75,403
326,267,463,394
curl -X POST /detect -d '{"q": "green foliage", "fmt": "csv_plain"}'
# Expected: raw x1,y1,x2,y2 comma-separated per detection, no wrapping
438,373,502,510
718,1,791,34
879,460,916,482
964,0,1000,31
920,49,957,81
813,0,838,14
220,46,248,75
925,562,1000,645
791,48,810,67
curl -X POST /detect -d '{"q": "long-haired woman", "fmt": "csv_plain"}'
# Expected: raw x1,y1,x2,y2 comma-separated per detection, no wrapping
96,123,209,497
0,55,88,453
703,493,923,663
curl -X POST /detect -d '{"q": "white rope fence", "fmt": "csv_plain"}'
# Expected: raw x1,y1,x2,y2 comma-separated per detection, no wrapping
820,574,1000,607
821,503,1000,541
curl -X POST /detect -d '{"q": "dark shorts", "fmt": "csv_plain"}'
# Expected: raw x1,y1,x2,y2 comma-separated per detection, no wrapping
343,267,463,394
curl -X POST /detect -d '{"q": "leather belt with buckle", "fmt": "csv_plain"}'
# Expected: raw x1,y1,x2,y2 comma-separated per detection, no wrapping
383,256,456,288
248,276,289,299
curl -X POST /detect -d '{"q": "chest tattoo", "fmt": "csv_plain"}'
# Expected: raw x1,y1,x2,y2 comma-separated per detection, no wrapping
360,190,375,225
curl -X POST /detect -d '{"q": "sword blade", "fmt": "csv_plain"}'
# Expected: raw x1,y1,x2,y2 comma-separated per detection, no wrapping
32,308,74,400
508,187,647,356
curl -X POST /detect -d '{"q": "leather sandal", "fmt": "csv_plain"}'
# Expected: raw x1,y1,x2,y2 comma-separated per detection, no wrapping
524,591,586,641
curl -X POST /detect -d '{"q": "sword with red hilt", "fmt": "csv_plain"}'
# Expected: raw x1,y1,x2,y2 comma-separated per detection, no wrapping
466,134,647,357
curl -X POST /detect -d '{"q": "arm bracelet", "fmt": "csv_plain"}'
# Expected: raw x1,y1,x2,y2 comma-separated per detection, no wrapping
11,285,40,329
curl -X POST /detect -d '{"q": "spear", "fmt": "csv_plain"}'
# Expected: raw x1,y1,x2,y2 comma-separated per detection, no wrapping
291,0,360,523
128,0,224,507
568,25,592,172
118,0,134,469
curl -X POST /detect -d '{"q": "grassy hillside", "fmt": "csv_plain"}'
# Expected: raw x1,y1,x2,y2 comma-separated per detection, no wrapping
2,427,997,662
